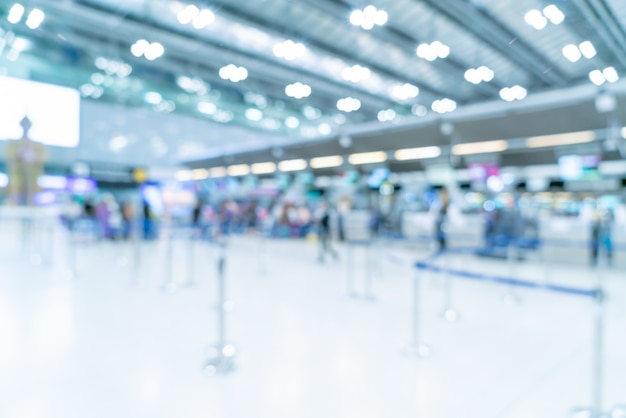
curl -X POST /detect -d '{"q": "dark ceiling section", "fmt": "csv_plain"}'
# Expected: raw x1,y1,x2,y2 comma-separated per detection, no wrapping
455,102,607,142
417,0,567,87
186,86,626,171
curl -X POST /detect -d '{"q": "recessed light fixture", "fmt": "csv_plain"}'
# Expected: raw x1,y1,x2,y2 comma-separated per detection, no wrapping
219,64,248,82
416,41,450,61
342,65,371,83
25,8,45,29
7,4,25,24
350,5,388,30
337,97,361,112
273,40,306,61
499,86,527,102
432,98,457,113
377,109,396,122
131,40,164,60
245,108,263,121
464,66,494,84
285,116,300,128
285,82,311,99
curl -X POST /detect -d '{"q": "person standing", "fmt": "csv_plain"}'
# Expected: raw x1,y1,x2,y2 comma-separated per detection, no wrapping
591,207,614,266
434,186,450,253
316,201,338,263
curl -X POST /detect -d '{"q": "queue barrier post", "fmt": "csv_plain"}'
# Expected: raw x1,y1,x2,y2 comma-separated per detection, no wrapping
204,239,236,376
345,240,376,301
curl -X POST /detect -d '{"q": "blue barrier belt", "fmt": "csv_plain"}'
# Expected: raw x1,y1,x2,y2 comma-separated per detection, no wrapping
415,261,599,298
377,232,626,251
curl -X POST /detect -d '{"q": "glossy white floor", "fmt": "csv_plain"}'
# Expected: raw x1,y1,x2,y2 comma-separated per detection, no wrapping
0,220,624,418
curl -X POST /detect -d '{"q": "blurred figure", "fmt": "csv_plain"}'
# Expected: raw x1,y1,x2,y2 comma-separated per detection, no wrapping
243,200,259,231
95,194,119,240
5,116,47,205
142,200,156,240
591,207,614,266
316,201,338,263
433,186,449,252
191,199,207,238
121,201,134,240
369,206,382,238
192,199,203,227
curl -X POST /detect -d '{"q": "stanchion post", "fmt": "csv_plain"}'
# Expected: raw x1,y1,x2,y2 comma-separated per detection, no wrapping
27,217,43,266
541,237,552,284
204,240,236,376
403,268,430,357
591,286,605,418
67,221,76,280
346,242,357,298
401,265,431,358
132,220,141,285
503,240,521,303
162,228,175,292
45,219,55,267
441,251,459,322
186,227,197,286
364,241,376,301
257,229,267,275
411,270,420,348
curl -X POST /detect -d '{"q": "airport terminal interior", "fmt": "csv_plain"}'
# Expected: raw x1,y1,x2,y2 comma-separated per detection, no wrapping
1,0,626,417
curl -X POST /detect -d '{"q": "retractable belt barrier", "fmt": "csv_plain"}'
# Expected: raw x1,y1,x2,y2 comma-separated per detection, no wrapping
415,261,600,298
204,239,236,376
377,231,626,251
408,250,607,417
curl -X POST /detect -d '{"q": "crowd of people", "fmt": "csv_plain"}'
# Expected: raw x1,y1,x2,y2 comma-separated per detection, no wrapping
62,187,621,268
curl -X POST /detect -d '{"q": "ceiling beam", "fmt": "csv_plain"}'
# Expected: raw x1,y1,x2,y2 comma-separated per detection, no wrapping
418,0,568,87
294,0,500,100
202,0,468,101
32,0,406,113
587,0,626,58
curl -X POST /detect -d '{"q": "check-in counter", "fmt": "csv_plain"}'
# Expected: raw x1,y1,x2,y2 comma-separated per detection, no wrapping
446,214,484,248
539,217,590,266
342,210,372,242
400,211,483,251
400,211,433,251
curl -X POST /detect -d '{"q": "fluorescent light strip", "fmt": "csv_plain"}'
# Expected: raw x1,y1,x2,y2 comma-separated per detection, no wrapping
278,159,307,172
348,151,387,165
526,131,595,148
394,146,441,161
310,155,344,169
251,162,276,174
209,166,227,178
175,170,194,181
38,175,67,189
227,164,250,176
452,140,508,155
192,168,209,180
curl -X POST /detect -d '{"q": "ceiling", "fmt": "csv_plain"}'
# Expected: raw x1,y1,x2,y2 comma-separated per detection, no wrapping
1,0,626,168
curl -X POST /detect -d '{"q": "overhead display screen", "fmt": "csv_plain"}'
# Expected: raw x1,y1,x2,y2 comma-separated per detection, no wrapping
558,155,601,181
0,75,80,147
